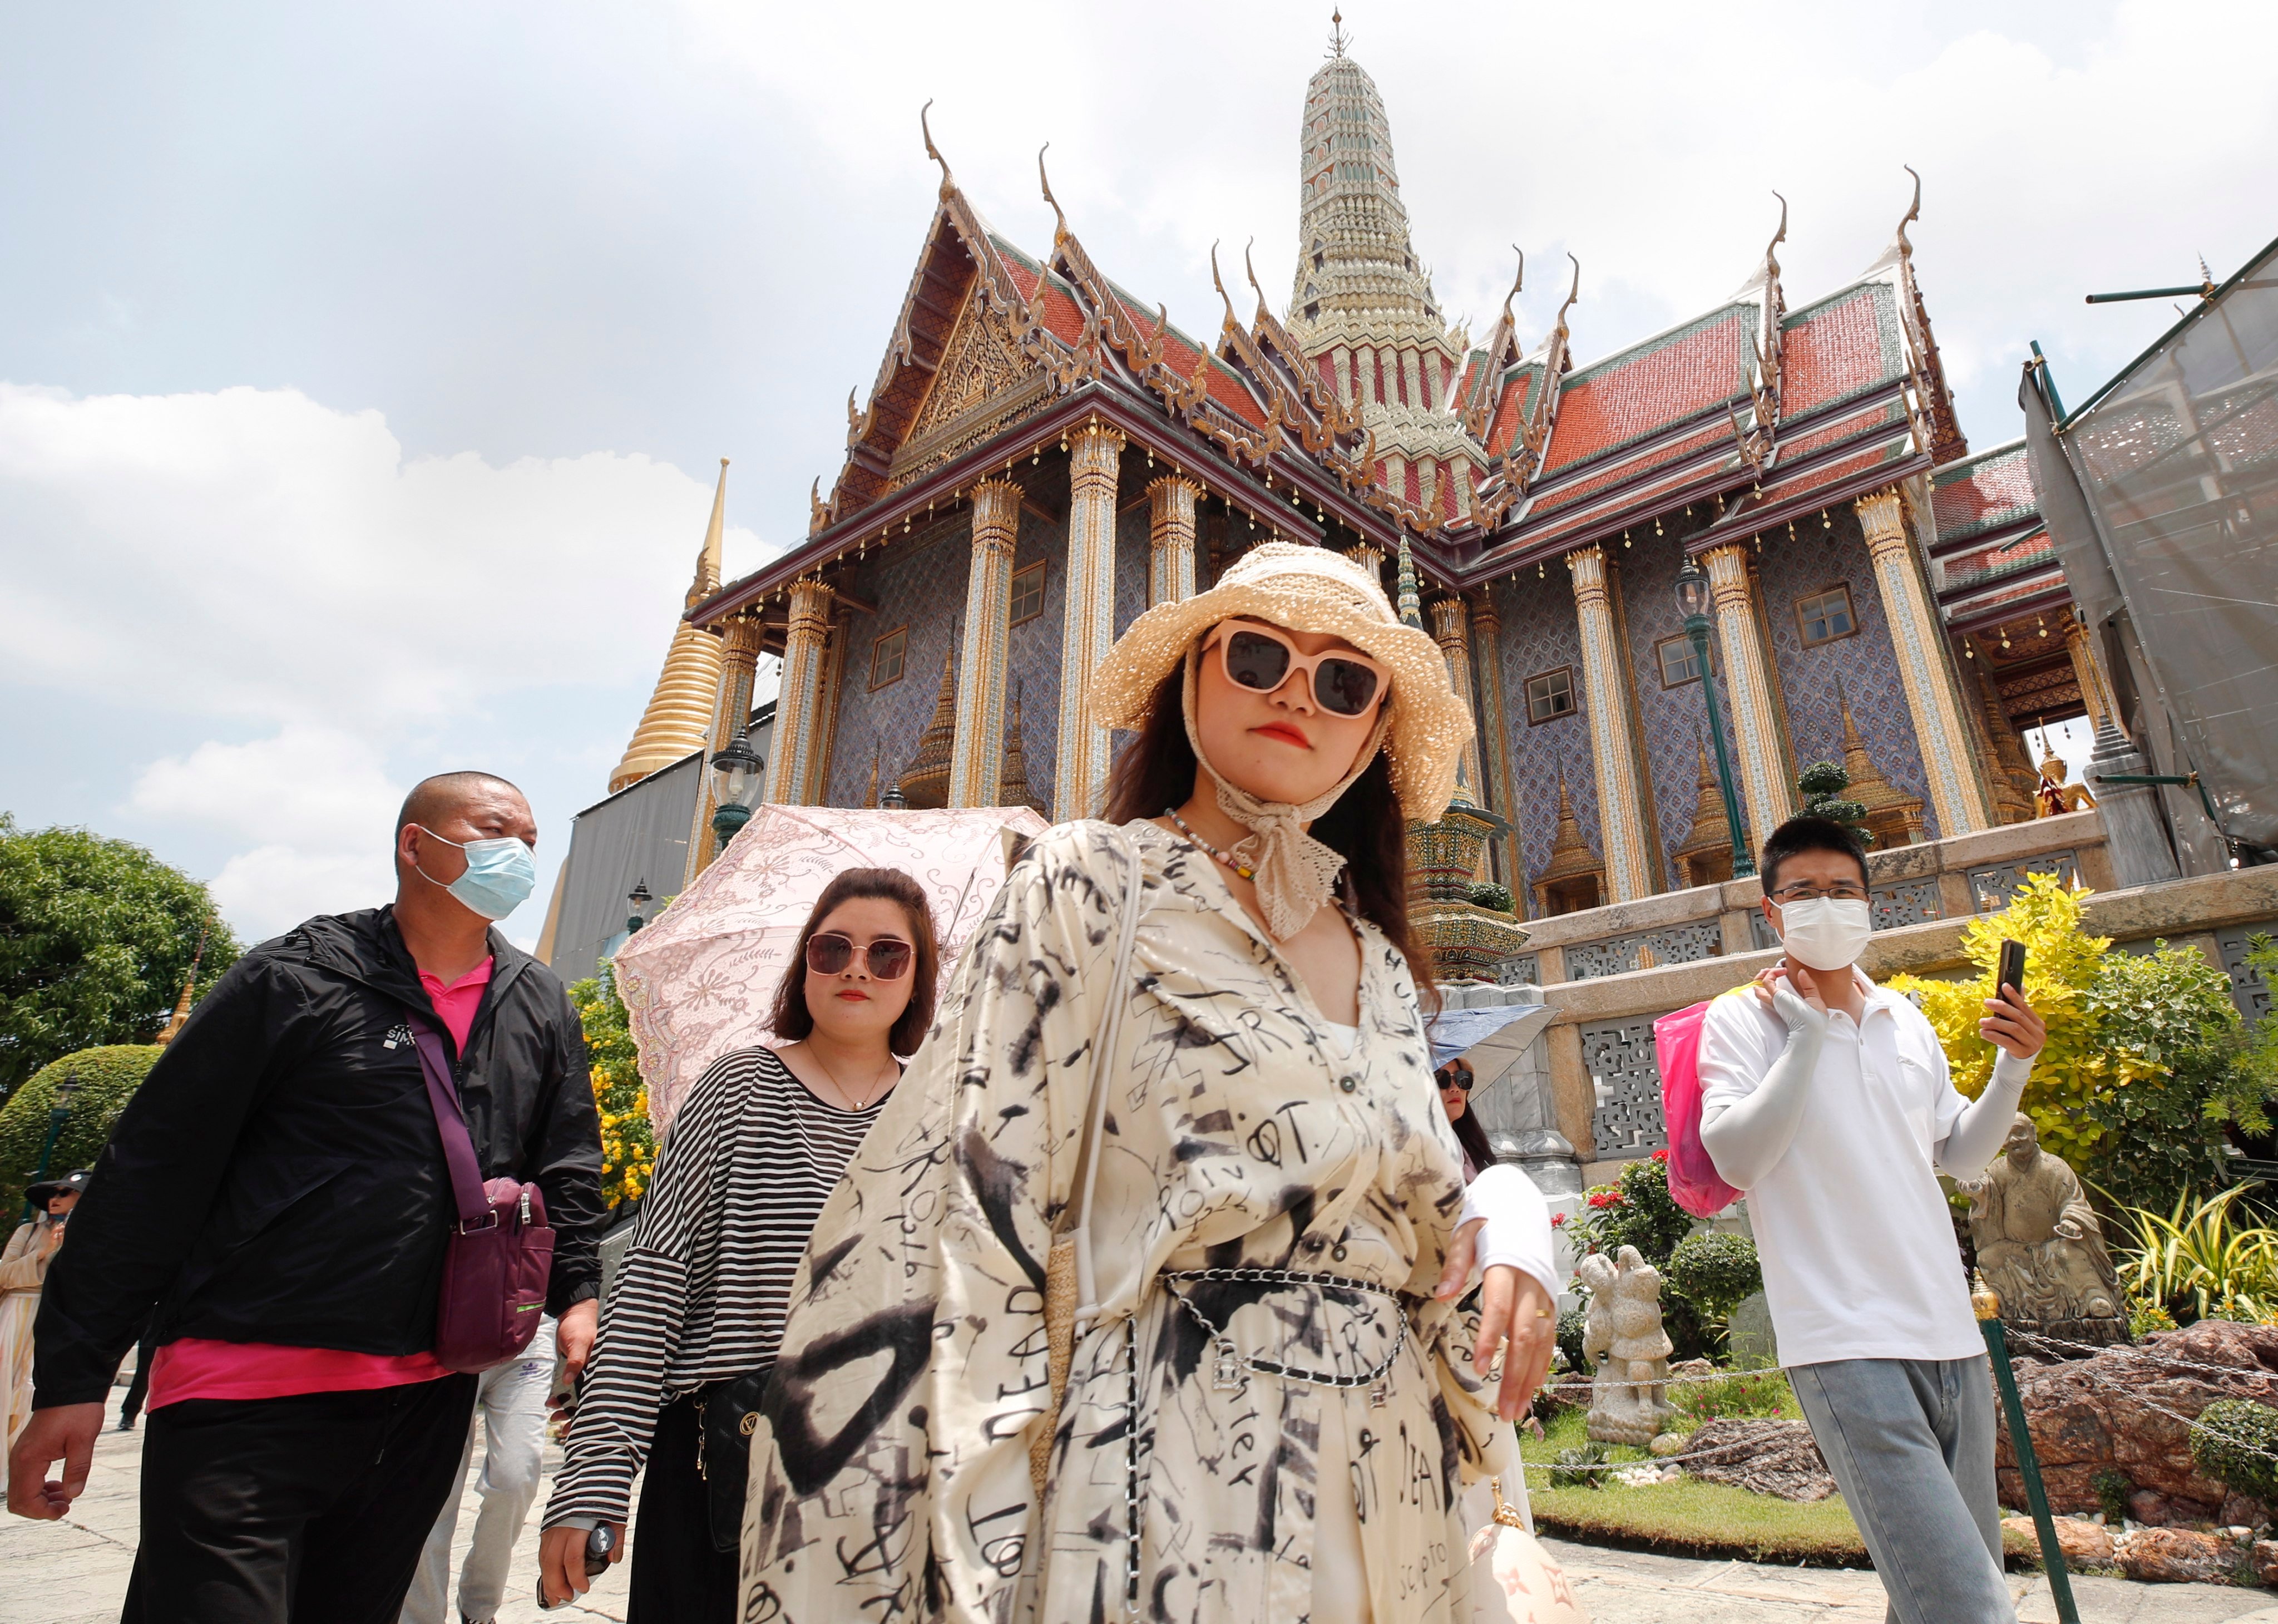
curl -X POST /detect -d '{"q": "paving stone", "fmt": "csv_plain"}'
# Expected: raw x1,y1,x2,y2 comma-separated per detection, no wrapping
12,1390,2278,1623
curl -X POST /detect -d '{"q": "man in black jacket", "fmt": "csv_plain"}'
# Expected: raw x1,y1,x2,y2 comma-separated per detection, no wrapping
7,772,605,1624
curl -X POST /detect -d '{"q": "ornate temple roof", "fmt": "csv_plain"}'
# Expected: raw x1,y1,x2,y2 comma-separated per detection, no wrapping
691,56,2000,632
1926,438,2063,635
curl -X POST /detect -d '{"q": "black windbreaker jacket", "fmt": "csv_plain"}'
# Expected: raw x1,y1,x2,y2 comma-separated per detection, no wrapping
33,907,605,1407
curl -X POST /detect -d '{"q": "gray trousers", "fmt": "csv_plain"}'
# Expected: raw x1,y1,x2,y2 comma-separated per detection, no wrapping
1790,1355,2015,1624
399,1319,557,1624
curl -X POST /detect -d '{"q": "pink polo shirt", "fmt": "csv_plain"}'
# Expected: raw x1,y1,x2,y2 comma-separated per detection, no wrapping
146,959,494,1409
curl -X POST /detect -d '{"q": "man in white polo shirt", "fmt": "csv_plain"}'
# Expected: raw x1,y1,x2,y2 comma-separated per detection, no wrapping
1699,815,2045,1624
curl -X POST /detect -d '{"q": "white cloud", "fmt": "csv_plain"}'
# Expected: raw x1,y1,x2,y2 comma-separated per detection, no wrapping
206,845,399,945
0,382,774,945
130,724,406,850
0,382,770,729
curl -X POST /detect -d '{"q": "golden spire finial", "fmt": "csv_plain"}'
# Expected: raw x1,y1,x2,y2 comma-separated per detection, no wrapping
920,100,954,199
1209,240,1238,326
1037,143,1069,246
1328,8,1349,56
158,930,207,1047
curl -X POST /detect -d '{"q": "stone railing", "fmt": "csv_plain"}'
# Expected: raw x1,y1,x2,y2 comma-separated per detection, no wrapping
1517,809,2113,987
1515,840,2277,1186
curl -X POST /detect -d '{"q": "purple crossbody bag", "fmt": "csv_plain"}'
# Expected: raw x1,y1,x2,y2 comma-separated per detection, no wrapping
404,1009,555,1373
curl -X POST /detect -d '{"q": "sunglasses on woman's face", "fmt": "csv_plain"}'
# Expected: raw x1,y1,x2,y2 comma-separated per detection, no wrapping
1436,1066,1474,1093
1205,620,1388,718
805,932,915,980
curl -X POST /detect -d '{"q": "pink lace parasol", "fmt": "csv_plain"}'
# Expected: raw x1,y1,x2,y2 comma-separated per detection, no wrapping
612,803,1051,1134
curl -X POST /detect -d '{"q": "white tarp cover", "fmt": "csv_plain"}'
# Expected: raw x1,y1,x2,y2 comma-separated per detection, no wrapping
613,802,1050,1134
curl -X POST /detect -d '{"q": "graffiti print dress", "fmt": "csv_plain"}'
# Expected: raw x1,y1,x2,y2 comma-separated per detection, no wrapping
738,819,1515,1623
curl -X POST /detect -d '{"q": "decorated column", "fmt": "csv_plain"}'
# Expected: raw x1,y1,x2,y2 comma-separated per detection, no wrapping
1856,487,1992,835
1055,421,1125,821
1467,589,1523,890
684,611,766,884
759,580,834,808
1701,542,1795,839
948,477,1022,808
1567,546,1655,901
1427,595,1484,794
1147,475,1201,606
2065,613,2124,738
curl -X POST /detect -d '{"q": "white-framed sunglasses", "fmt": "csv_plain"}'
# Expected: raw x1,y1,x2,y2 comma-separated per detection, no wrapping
1202,619,1390,718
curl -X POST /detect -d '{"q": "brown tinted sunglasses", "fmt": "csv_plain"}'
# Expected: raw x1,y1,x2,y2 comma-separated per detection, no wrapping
805,932,915,980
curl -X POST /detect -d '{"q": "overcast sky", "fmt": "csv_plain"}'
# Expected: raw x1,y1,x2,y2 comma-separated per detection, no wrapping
4,1,2271,947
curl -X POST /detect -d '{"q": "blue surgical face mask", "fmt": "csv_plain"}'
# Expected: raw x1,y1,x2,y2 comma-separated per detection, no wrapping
414,827,537,921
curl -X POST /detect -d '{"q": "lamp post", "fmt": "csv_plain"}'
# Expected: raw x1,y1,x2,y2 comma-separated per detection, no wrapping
23,1072,79,1222
624,877,654,937
709,729,765,848
1673,559,1756,880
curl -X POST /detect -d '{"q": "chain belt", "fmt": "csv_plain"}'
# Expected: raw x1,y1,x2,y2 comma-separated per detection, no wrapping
1160,1265,1409,1406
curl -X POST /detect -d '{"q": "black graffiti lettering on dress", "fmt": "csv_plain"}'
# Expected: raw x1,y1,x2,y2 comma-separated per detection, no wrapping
1397,1419,1439,1509
762,1300,937,1496
955,1125,1046,1294
967,1499,1029,1577
1269,1100,1313,1163
1430,1391,1462,1497
800,1233,863,1304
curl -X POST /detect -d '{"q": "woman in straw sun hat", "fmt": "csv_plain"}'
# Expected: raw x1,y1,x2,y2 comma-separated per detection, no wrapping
737,542,1561,1623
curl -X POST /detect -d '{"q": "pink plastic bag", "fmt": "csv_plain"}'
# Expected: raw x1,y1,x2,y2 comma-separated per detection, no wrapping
1654,1000,1741,1218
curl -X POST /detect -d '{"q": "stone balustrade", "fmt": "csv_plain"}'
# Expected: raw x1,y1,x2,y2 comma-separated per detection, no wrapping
1475,811,2278,1189
1518,809,2114,988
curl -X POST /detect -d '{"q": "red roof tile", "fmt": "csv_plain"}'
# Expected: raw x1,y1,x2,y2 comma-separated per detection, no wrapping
1542,308,1755,475
1930,442,2038,542
1529,423,1729,517
1781,283,1905,417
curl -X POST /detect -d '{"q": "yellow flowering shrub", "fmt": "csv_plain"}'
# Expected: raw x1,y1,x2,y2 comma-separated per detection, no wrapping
571,961,655,1211
1886,871,2124,1170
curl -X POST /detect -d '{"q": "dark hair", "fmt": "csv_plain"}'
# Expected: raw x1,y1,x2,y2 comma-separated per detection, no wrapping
1759,815,1870,895
1101,663,1437,1015
1435,1063,1496,1169
767,867,942,1055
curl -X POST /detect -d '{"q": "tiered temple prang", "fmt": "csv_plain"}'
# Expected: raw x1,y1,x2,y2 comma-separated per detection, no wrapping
606,33,2111,912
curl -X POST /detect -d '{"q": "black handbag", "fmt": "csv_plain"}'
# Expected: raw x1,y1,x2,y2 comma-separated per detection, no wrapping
696,1366,772,1551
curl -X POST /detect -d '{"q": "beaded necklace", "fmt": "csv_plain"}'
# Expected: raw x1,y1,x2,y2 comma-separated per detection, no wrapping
1165,807,1256,881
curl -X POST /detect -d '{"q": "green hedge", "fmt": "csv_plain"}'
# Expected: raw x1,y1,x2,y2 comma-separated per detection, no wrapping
0,1045,161,1215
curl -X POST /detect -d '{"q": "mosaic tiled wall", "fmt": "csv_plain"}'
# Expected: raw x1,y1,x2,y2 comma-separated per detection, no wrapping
823,513,974,807
1752,507,1940,838
1002,504,1071,812
1609,530,1707,888
1487,574,1599,900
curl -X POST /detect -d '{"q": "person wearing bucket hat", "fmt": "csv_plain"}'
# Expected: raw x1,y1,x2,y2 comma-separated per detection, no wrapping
4,1172,89,1449
737,542,1559,1623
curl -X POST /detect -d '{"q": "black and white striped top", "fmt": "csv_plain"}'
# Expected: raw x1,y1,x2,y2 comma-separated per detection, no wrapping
544,1045,884,1527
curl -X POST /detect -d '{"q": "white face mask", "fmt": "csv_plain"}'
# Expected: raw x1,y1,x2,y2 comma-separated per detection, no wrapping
1776,896,1874,973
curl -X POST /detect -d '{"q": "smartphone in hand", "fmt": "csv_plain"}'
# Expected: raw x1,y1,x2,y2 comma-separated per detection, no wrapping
1997,938,2027,998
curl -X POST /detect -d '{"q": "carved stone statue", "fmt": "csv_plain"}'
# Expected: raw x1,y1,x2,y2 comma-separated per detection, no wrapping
1579,1245,1675,1445
1960,1113,2126,1340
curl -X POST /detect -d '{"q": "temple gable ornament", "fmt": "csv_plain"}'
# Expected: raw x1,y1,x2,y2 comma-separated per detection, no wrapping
889,294,1049,488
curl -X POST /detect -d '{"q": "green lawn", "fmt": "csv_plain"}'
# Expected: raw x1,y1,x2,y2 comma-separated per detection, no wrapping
1516,1403,2042,1568
1518,1409,1872,1563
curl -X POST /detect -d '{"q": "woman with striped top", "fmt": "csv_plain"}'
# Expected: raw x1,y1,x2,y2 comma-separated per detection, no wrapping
536,867,939,1620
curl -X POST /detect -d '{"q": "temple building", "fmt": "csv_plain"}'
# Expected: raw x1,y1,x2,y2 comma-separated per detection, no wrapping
599,24,2113,931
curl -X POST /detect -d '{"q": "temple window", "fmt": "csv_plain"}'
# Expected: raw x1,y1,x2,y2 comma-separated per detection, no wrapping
1525,666,1576,724
1656,633,1711,687
1796,585,1858,648
869,626,908,691
1010,561,1047,626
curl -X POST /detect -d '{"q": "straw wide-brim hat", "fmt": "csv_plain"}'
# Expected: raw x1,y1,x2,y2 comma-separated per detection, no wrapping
1090,541,1471,823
